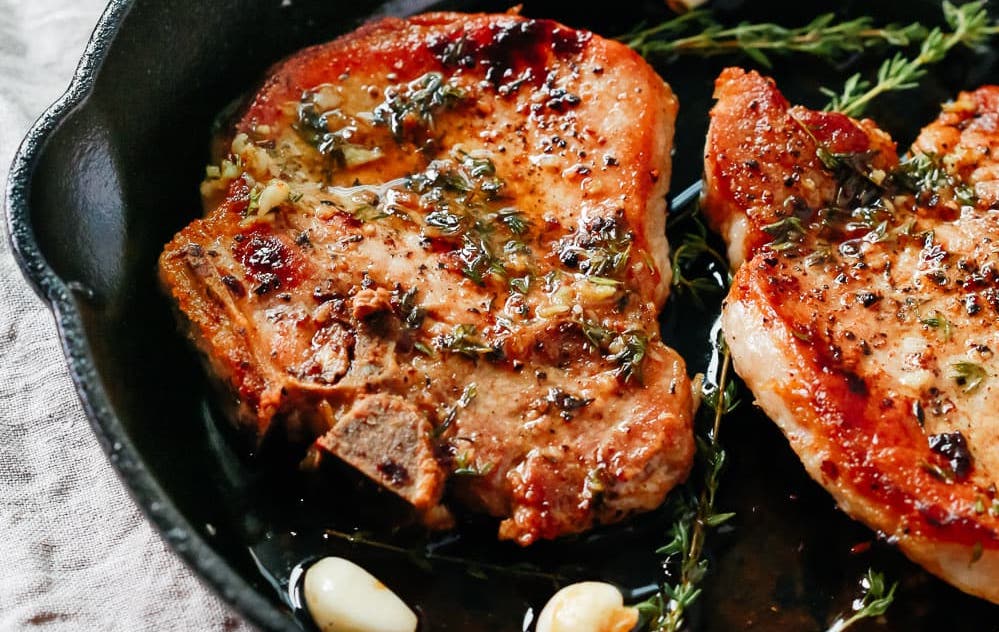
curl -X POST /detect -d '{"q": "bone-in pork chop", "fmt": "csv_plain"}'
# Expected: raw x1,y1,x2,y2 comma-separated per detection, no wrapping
160,12,694,545
705,67,999,602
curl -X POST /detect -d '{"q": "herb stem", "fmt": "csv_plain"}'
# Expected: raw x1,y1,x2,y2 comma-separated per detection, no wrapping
825,569,898,632
625,10,710,51
322,528,569,583
825,2,999,117
625,11,926,67
658,350,732,632
711,352,730,455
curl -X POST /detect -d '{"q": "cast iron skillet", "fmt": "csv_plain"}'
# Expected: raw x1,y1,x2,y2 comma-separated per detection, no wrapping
7,0,999,630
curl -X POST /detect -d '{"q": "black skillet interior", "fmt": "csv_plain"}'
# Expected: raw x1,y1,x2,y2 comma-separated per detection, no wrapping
8,0,999,630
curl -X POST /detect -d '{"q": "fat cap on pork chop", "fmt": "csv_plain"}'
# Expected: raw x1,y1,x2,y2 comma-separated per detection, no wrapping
706,67,999,602
160,12,694,545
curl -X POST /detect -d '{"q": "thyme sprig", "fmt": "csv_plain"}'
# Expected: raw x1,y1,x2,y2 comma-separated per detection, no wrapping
671,216,728,306
639,343,738,632
321,528,569,582
823,1,999,116
825,570,898,632
624,10,926,67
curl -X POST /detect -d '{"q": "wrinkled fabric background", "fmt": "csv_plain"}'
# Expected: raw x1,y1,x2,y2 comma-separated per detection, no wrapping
0,2,254,629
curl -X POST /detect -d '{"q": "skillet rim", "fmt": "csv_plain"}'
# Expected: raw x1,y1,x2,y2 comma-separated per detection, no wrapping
3,1,297,629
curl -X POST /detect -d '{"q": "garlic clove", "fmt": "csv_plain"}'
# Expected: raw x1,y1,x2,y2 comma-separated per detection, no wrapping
304,557,418,632
536,582,639,632
257,180,291,215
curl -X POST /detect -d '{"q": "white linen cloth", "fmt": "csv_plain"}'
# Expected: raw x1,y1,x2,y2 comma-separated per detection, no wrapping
0,2,255,629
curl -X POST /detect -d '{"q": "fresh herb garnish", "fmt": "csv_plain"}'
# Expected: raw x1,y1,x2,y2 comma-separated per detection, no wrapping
577,319,649,384
920,310,952,342
670,215,728,306
608,331,648,384
372,71,466,141
762,215,807,252
638,344,738,632
624,11,926,67
952,361,987,393
413,341,434,356
823,2,999,117
349,204,391,222
423,209,462,234
893,153,976,207
408,152,503,203
438,324,495,359
792,122,891,248
435,382,478,438
558,216,634,279
497,207,531,236
452,452,495,477
459,232,505,284
407,151,532,285
509,275,531,294
825,570,898,632
295,92,382,167
392,286,426,329
580,318,615,349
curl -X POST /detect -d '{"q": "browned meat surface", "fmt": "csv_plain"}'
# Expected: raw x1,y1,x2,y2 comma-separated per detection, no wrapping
703,68,899,268
705,68,999,602
160,12,694,545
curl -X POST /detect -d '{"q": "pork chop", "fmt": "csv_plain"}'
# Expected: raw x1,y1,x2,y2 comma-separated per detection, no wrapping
705,68,999,602
160,12,694,545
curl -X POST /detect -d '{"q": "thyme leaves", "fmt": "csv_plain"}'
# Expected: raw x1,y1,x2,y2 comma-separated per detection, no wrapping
452,452,495,477
438,324,495,360
409,151,533,286
392,286,426,330
295,90,381,168
761,215,807,252
893,153,976,208
624,11,926,67
920,310,952,342
435,382,478,438
825,570,898,632
608,331,649,384
823,2,999,117
952,361,987,394
577,319,649,385
372,71,467,141
557,216,634,279
638,346,738,632
670,214,729,307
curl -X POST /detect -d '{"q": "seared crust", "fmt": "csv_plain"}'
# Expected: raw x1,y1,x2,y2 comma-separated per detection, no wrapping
703,68,897,267
708,68,999,602
160,12,693,545
240,11,677,308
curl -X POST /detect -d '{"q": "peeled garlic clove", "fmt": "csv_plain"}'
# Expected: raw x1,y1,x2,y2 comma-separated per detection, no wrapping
304,557,418,632
536,582,639,632
257,180,291,215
